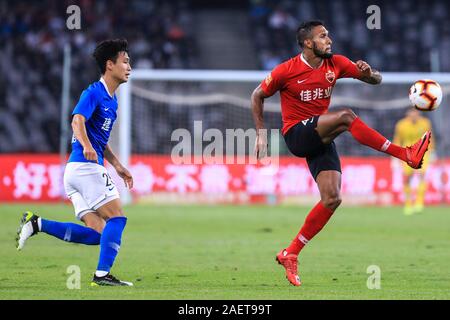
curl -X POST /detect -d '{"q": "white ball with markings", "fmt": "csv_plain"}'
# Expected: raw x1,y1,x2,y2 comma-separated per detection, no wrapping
408,79,442,111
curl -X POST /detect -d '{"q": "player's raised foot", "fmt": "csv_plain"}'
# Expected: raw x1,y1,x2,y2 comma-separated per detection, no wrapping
275,249,301,286
16,211,40,251
405,131,431,169
90,273,133,287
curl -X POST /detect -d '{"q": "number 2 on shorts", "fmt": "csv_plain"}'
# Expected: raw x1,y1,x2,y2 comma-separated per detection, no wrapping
102,173,114,187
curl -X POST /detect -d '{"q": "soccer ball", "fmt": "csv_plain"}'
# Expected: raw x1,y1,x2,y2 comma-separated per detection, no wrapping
408,79,443,111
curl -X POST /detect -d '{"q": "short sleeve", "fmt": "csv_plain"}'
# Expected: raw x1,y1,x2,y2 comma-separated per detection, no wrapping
334,55,362,79
72,89,98,120
260,63,286,96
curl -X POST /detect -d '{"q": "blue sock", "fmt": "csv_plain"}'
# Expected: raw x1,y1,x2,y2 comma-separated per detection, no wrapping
41,219,101,245
96,216,127,273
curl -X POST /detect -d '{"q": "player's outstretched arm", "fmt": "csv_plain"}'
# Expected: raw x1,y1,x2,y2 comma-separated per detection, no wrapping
251,85,271,159
356,60,382,85
104,144,134,189
72,114,98,163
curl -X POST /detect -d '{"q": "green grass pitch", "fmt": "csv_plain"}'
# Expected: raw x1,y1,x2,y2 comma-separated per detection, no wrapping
1,203,449,299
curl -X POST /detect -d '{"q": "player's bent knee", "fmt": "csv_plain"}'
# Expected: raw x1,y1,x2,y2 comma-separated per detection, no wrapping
82,215,105,233
339,108,357,127
96,198,124,220
322,194,342,210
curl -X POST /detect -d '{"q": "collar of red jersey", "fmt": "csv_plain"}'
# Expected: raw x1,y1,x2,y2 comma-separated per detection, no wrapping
300,53,324,69
99,77,113,98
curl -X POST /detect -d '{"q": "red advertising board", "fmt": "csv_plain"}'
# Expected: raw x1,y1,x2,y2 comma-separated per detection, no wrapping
1,154,449,205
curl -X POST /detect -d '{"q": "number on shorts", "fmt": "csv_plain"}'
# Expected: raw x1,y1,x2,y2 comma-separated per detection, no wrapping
102,173,114,187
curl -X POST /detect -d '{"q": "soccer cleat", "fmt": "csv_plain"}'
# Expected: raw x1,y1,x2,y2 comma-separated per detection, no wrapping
90,273,133,287
275,249,301,286
405,131,431,169
16,211,40,250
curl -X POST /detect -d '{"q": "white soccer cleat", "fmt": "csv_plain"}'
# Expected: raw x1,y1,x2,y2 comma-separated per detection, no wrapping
16,211,40,251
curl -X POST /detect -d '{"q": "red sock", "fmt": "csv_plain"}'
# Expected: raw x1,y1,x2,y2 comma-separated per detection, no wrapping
348,117,407,162
285,202,335,255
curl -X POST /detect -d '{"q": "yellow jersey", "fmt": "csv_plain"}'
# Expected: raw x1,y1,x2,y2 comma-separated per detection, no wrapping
394,116,433,173
393,117,433,150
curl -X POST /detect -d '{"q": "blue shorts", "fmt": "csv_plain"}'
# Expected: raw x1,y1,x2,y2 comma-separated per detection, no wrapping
283,116,341,180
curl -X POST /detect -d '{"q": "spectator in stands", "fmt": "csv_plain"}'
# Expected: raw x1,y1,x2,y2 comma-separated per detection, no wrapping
250,0,449,73
0,0,198,153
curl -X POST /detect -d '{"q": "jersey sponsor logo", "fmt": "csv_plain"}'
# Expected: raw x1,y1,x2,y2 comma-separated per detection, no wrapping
325,70,335,83
297,79,307,84
299,86,332,102
101,118,112,131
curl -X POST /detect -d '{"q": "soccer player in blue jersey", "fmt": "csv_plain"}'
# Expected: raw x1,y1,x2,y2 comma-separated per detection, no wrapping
16,39,134,286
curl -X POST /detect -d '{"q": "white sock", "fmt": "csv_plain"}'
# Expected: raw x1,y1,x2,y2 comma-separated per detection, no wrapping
37,217,42,231
95,270,108,277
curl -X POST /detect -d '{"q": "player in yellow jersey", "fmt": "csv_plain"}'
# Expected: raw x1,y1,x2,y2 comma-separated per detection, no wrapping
393,108,435,215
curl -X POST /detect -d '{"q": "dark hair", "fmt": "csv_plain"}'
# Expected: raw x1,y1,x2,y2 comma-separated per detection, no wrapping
93,39,129,74
296,20,325,48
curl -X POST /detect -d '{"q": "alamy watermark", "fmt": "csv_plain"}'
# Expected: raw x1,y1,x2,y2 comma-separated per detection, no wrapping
171,121,280,168
66,5,81,30
66,265,81,289
366,265,381,289
366,5,381,30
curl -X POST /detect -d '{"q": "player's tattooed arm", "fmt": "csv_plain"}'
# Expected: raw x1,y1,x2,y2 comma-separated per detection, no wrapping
104,144,134,189
251,85,271,159
356,60,382,85
361,69,382,84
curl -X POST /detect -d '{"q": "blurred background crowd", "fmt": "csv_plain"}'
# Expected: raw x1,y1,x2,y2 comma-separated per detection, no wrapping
251,0,450,72
0,0,198,152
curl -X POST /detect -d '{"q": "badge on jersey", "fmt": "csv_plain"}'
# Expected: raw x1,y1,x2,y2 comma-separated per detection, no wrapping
325,70,335,83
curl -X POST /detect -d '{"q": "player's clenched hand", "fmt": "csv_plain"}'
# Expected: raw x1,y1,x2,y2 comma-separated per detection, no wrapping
115,164,134,189
254,130,268,160
356,60,372,77
83,146,98,163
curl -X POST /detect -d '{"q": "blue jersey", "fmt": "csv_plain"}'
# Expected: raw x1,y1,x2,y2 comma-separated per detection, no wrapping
68,78,118,166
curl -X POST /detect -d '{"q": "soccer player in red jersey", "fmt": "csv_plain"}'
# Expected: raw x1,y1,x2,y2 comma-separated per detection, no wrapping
251,20,431,287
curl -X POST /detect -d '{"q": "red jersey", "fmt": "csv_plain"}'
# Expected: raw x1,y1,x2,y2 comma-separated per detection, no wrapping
260,54,362,135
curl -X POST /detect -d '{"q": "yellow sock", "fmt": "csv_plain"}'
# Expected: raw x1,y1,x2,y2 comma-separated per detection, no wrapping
404,184,412,208
415,181,427,212
403,184,414,215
